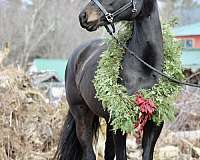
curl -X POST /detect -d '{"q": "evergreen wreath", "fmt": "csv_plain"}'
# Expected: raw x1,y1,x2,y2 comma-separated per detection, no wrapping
93,20,184,133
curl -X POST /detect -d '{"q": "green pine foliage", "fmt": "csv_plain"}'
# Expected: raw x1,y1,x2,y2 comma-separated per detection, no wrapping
93,20,184,133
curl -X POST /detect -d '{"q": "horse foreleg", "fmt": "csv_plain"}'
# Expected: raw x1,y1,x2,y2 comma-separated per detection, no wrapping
142,120,164,160
114,130,127,160
73,105,96,160
104,123,115,160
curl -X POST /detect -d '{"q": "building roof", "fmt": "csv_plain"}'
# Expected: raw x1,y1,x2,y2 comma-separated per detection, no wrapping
181,49,200,71
174,22,200,36
32,59,68,81
30,52,200,80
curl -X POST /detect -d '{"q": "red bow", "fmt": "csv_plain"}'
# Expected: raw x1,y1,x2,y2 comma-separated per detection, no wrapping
134,95,157,143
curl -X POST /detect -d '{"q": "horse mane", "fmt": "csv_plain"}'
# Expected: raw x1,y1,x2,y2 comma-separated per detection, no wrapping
138,0,157,18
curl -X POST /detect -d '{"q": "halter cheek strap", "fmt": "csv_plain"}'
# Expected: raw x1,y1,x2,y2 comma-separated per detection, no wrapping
92,0,137,34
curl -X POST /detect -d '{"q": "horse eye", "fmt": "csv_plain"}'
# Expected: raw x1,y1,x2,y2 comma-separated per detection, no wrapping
102,0,113,6
108,2,114,6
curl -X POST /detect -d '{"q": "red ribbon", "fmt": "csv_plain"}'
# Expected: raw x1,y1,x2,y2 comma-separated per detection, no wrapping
134,95,157,143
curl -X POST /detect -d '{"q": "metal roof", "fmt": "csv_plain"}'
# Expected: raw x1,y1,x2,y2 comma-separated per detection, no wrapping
174,22,200,36
32,59,68,81
30,50,200,80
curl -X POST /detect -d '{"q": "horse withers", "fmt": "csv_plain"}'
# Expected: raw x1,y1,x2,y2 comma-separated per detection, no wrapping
55,0,164,160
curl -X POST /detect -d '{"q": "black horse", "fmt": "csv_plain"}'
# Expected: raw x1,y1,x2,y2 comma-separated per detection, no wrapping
56,0,164,160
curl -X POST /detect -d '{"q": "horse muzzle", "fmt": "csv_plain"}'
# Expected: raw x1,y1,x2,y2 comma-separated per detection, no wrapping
79,10,100,32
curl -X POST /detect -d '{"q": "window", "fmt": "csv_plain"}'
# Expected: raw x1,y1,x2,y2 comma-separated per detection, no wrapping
180,39,194,48
185,40,193,48
180,40,185,48
180,39,194,49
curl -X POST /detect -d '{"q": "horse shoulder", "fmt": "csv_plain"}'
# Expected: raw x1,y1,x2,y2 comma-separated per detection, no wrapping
70,39,105,88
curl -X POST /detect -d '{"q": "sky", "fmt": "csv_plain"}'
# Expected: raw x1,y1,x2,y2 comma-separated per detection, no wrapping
22,0,33,5
1,0,200,8
0,0,33,6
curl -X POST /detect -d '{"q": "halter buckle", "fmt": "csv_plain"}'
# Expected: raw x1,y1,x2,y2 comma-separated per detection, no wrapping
106,13,114,23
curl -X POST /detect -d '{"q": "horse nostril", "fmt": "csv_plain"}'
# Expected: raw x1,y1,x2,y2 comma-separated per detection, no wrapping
83,12,87,18
80,12,87,22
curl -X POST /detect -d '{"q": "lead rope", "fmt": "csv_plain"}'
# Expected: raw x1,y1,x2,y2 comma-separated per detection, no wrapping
92,0,186,87
109,32,200,88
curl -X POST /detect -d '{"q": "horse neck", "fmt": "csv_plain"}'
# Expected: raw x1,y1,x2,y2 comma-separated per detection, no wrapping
127,1,163,70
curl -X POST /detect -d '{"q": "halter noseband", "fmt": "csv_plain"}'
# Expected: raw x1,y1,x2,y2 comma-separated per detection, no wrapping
92,0,137,34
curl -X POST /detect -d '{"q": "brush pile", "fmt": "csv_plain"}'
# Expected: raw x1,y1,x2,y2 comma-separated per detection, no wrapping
0,67,68,160
0,67,200,160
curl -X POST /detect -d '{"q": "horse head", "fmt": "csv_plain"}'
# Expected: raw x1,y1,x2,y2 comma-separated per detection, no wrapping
79,0,147,32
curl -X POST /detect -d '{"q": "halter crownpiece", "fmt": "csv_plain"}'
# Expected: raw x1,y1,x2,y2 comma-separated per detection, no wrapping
92,0,137,23
92,0,137,34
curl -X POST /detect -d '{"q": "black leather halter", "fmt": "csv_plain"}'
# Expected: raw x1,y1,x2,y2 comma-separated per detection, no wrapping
93,0,200,88
92,0,137,34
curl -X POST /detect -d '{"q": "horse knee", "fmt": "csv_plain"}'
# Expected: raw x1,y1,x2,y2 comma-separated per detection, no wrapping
142,120,164,160
105,124,115,160
114,130,127,160
75,121,96,160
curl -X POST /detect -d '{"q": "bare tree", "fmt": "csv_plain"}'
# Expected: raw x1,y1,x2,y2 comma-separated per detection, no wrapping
21,0,55,67
160,0,200,25
0,0,101,68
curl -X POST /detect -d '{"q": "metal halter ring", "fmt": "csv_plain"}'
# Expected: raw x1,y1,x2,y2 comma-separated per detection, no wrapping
106,13,114,23
132,1,137,14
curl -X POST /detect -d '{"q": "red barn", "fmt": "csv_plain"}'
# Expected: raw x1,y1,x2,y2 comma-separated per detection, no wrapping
174,22,200,83
174,22,200,49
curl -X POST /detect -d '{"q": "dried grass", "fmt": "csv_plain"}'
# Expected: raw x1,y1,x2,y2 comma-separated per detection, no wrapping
0,67,68,160
1,67,200,160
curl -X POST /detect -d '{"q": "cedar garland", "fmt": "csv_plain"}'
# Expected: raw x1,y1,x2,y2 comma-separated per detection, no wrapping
93,20,184,133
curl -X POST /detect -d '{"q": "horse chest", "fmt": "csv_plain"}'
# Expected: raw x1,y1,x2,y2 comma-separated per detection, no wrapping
120,57,156,95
